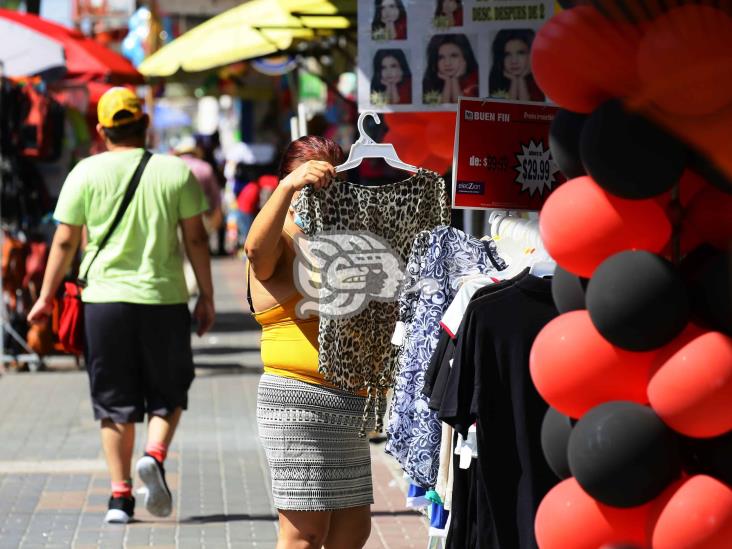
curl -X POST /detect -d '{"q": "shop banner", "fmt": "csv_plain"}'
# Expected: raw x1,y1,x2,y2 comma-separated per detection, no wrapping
452,98,564,210
357,0,555,113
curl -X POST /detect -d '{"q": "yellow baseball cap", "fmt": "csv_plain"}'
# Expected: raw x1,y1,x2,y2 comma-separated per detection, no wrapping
97,87,144,128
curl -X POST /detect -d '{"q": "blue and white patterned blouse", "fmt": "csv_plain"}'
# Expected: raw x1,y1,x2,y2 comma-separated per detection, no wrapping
386,226,506,488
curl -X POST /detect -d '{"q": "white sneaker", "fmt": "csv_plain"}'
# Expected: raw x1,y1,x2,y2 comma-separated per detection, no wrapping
135,454,173,517
104,496,135,524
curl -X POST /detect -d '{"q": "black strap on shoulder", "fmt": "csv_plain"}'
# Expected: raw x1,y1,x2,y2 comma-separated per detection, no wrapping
246,261,255,313
78,150,152,286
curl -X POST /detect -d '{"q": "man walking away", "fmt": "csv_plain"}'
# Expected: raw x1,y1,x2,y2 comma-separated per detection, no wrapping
27,88,215,524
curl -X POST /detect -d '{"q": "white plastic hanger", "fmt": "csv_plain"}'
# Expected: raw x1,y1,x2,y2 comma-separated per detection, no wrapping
335,111,418,174
484,213,557,279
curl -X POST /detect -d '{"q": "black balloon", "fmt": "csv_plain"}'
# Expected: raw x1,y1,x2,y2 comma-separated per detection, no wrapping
679,243,720,284
549,109,587,179
586,251,689,351
568,401,682,508
580,99,687,199
682,431,732,487
551,264,588,313
541,407,573,480
689,150,732,195
689,250,732,337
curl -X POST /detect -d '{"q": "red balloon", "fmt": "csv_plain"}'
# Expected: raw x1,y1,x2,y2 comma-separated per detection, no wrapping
539,176,672,278
652,475,732,549
685,186,732,250
536,477,650,549
638,6,732,117
530,311,655,419
649,332,732,438
531,6,641,113
649,323,707,377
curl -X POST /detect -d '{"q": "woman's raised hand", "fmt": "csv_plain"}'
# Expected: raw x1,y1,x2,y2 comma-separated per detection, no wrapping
282,160,336,192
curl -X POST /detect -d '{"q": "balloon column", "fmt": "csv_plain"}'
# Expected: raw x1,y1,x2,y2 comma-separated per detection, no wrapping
530,2,732,548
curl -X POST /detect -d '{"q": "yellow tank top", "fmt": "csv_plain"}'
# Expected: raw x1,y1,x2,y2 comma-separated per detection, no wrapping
248,247,368,396
251,292,327,387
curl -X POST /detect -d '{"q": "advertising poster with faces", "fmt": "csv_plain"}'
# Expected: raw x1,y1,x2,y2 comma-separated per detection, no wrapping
357,0,555,112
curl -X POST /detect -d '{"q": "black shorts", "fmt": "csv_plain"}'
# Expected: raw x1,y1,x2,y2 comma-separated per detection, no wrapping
84,302,195,423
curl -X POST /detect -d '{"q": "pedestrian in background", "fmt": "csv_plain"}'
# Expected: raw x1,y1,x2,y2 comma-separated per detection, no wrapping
235,162,261,247
174,136,224,236
27,88,215,525
196,132,228,255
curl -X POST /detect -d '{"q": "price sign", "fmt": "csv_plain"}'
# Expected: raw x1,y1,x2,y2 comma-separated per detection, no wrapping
452,98,566,210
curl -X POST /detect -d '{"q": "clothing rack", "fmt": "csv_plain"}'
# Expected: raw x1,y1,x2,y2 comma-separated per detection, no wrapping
485,210,555,278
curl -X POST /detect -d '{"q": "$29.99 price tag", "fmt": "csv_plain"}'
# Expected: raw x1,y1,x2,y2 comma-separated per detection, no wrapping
514,140,560,197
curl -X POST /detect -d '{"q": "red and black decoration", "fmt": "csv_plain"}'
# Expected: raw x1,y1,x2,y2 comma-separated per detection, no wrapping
530,1,732,547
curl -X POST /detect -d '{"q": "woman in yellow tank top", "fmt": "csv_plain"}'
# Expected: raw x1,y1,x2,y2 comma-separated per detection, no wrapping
245,136,374,549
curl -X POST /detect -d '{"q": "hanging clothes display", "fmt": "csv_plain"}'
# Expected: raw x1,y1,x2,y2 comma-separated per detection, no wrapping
292,169,450,410
381,212,561,549
425,268,560,549
386,225,506,487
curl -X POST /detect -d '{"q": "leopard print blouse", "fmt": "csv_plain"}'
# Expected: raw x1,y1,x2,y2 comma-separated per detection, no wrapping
293,169,450,406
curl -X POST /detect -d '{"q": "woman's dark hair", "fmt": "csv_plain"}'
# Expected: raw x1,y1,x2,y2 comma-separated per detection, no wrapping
422,34,478,95
370,49,412,94
103,113,148,144
434,0,463,17
489,29,536,95
371,0,407,34
278,136,345,180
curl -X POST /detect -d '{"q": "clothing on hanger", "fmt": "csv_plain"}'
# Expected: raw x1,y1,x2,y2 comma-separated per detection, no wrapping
438,269,559,549
292,170,450,409
440,275,498,338
435,421,455,509
385,226,507,488
392,230,432,347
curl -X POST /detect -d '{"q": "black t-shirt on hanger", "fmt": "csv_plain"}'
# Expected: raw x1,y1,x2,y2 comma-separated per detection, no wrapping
446,444,494,549
424,273,528,410
423,328,454,407
440,271,559,549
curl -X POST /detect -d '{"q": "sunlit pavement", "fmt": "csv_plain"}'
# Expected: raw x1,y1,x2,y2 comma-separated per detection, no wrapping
0,257,428,548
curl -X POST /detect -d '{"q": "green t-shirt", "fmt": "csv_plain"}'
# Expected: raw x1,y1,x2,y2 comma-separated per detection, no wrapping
54,148,208,304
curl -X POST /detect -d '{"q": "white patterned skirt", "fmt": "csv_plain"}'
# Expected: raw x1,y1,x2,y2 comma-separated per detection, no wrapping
256,373,376,511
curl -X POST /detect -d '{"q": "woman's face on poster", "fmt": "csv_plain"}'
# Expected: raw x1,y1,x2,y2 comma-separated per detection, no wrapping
504,38,530,76
381,0,400,23
380,55,404,84
442,0,458,15
438,42,467,78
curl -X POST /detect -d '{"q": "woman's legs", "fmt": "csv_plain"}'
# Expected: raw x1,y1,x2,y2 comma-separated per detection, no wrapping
324,505,371,549
275,506,371,549
276,509,331,549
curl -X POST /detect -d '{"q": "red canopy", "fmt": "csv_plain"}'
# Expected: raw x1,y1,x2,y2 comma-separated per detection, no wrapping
0,9,142,84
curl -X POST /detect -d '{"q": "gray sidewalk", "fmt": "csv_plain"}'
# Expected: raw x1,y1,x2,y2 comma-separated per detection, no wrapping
0,258,428,548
